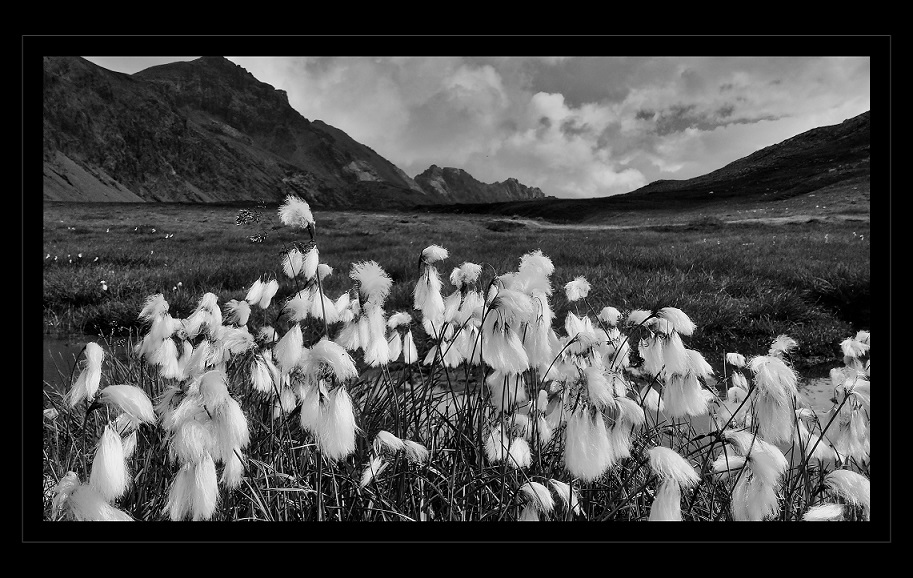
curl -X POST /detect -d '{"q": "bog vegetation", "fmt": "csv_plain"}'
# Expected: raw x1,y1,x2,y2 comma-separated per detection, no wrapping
42,198,871,522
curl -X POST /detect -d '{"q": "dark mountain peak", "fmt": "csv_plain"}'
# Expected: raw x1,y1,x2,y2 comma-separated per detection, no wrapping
414,165,546,203
43,56,426,205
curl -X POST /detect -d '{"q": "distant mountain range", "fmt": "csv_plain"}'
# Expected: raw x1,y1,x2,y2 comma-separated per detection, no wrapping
42,56,547,206
427,110,871,222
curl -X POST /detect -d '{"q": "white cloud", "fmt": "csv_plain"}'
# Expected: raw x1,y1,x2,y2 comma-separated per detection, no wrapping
212,57,869,198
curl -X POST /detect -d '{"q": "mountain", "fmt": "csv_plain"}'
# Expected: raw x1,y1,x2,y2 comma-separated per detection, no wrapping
43,56,431,206
623,110,870,203
413,165,548,203
422,110,871,222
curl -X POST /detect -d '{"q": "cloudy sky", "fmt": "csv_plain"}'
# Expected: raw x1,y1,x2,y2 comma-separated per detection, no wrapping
84,56,871,199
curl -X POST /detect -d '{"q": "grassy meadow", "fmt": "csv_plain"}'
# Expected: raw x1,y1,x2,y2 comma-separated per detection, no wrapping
40,200,872,525
43,202,869,373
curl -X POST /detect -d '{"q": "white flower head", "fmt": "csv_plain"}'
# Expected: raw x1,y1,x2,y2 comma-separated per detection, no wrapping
564,276,591,302
350,261,392,307
421,244,449,264
278,195,315,229
598,306,621,327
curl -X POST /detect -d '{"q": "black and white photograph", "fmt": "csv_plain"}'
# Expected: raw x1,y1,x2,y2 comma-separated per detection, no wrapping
29,40,888,538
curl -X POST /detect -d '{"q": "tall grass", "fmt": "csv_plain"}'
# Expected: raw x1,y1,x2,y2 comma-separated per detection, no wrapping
43,198,871,522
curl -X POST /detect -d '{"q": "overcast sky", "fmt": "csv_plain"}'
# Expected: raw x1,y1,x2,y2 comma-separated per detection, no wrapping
83,56,871,199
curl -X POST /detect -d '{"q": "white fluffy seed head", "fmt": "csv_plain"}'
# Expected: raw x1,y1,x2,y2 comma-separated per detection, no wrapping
245,279,265,305
98,384,156,425
350,261,392,307
373,430,405,454
166,463,195,521
824,470,870,518
803,503,845,521
282,247,305,278
519,481,555,513
360,455,388,488
68,342,105,407
317,387,357,460
274,324,304,373
655,307,696,336
768,334,798,358
564,276,591,302
67,484,133,521
402,439,429,464
450,261,484,288
726,352,747,368
598,306,621,327
303,246,320,280
257,279,279,309
191,453,220,521
89,425,129,502
139,293,169,322
647,446,700,488
387,311,413,330
548,479,582,516
421,244,449,264
278,195,315,229
303,338,358,383
649,481,683,521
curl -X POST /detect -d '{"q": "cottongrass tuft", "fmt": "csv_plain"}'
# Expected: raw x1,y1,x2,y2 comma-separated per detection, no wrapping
97,384,156,425
647,446,700,488
245,279,265,306
190,453,220,521
316,387,358,461
402,439,429,464
360,455,388,488
548,479,582,516
274,324,304,373
768,334,798,358
726,352,747,368
655,307,697,336
421,244,449,263
257,279,279,309
824,470,870,519
281,247,305,278
68,342,105,407
519,481,555,514
373,430,405,454
139,293,169,322
302,338,359,384
224,299,251,326
89,425,129,502
802,503,845,521
564,276,591,302
65,483,133,521
649,481,685,521
598,306,621,327
350,261,393,307
278,195,315,229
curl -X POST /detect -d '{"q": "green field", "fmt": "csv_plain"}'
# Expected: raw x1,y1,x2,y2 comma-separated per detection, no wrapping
42,201,870,374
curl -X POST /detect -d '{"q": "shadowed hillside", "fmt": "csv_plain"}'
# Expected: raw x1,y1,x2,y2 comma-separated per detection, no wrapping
423,111,871,223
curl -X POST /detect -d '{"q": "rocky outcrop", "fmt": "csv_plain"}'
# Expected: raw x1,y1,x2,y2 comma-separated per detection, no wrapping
413,165,548,204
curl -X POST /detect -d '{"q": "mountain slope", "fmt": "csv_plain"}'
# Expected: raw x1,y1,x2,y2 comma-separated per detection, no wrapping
43,56,432,207
423,111,871,222
413,165,547,203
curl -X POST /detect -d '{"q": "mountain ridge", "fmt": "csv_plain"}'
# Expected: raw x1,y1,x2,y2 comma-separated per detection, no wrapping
421,110,871,222
42,56,546,207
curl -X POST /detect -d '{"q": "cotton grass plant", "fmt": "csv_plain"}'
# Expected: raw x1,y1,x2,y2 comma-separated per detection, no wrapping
43,195,873,523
